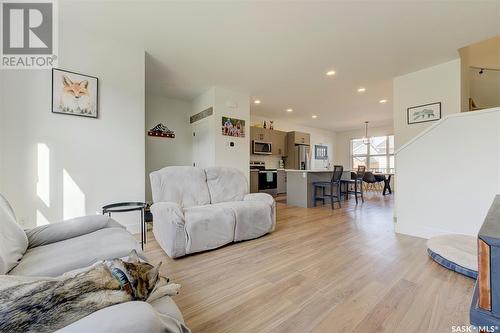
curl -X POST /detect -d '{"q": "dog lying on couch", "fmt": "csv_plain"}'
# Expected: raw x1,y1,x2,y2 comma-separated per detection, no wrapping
0,250,181,333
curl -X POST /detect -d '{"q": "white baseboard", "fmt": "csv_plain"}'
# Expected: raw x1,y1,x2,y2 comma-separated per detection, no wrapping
395,223,475,240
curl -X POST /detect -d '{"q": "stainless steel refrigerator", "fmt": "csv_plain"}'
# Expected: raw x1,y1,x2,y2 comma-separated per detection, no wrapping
291,145,310,170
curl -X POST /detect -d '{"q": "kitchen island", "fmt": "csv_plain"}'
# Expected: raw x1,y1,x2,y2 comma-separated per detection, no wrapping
285,169,351,208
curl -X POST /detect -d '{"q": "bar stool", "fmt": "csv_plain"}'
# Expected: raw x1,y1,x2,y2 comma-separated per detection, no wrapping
312,165,344,209
341,165,366,204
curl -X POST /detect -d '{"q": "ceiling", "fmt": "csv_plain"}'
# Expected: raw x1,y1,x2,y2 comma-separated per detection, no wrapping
62,1,500,131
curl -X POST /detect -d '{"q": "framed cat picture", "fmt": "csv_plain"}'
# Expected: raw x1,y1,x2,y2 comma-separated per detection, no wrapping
52,68,98,118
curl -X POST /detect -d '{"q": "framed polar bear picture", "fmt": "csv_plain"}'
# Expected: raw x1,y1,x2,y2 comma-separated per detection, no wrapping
407,102,441,125
52,68,98,118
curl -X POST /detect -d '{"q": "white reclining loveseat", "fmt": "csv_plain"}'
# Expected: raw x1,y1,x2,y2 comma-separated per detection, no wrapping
150,166,276,258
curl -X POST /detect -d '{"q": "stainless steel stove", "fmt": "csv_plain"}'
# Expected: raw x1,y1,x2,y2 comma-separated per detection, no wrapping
250,161,277,196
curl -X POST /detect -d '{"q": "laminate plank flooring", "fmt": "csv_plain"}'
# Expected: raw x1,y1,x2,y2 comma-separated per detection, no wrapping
143,193,474,333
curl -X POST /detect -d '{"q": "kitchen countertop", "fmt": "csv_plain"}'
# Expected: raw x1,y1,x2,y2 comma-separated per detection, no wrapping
286,170,352,208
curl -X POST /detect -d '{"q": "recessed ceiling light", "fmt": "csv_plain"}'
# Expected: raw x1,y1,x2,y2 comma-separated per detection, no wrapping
357,87,366,92
312,115,318,119
326,70,336,76
286,108,293,112
254,100,261,104
379,99,387,104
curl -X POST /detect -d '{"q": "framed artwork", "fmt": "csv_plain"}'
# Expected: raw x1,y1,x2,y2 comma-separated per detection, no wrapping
407,102,441,125
52,68,98,118
221,116,245,137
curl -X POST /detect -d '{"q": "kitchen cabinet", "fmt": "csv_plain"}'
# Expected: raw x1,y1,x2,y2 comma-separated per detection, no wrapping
250,127,270,142
250,127,287,156
288,131,310,145
250,170,259,193
277,170,287,194
285,131,311,169
270,130,286,156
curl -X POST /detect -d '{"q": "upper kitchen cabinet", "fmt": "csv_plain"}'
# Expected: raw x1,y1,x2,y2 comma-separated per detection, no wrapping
250,126,287,156
250,126,270,142
288,131,310,145
270,130,287,156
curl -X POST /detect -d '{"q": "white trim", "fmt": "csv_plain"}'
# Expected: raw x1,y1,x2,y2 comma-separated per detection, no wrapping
395,223,473,240
395,107,500,155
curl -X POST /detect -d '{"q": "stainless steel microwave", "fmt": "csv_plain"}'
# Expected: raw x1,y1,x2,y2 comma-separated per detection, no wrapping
252,141,272,155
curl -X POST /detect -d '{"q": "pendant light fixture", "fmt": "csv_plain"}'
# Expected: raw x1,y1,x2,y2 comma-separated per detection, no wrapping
362,121,370,145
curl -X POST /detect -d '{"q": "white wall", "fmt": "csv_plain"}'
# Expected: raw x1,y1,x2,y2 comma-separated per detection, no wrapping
459,35,500,111
191,87,250,181
334,125,393,169
0,22,145,232
395,108,500,239
191,88,216,168
469,68,500,109
393,59,461,149
145,95,192,202
214,88,250,181
250,115,336,170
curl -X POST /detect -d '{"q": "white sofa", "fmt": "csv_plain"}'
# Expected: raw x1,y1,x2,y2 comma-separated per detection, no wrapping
0,193,189,333
150,166,276,258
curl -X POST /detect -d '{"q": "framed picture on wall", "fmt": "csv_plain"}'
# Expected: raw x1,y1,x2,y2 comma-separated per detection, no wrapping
315,145,328,160
52,68,98,118
221,116,245,137
407,102,441,125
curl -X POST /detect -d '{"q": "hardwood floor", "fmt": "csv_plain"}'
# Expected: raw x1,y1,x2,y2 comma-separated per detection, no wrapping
143,193,474,333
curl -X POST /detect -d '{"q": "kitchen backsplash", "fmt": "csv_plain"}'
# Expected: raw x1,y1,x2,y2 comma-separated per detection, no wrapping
250,154,282,169
250,154,333,169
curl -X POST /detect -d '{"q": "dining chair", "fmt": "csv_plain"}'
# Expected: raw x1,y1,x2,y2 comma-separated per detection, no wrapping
363,171,378,192
373,173,386,191
341,165,366,204
312,165,344,209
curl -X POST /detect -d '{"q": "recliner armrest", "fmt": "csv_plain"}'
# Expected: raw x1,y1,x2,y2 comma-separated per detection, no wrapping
150,202,185,226
150,202,186,258
243,193,276,231
25,215,122,249
243,193,275,207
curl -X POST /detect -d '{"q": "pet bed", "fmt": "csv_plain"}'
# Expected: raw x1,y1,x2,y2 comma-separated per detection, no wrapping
427,234,477,279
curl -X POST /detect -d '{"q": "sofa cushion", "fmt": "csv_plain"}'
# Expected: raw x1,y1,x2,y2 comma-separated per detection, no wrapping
26,215,122,249
9,227,140,277
57,298,189,333
0,194,28,274
184,204,235,254
205,167,248,204
150,166,211,208
217,201,273,241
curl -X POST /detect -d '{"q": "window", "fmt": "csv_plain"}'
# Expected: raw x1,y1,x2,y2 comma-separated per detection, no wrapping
351,135,394,173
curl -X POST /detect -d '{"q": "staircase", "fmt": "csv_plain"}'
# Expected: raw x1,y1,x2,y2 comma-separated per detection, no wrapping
394,107,500,239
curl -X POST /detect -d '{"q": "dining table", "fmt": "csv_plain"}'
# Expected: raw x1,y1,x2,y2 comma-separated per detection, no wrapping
373,172,394,195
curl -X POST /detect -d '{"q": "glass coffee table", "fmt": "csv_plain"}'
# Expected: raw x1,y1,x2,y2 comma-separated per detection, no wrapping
102,202,147,249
